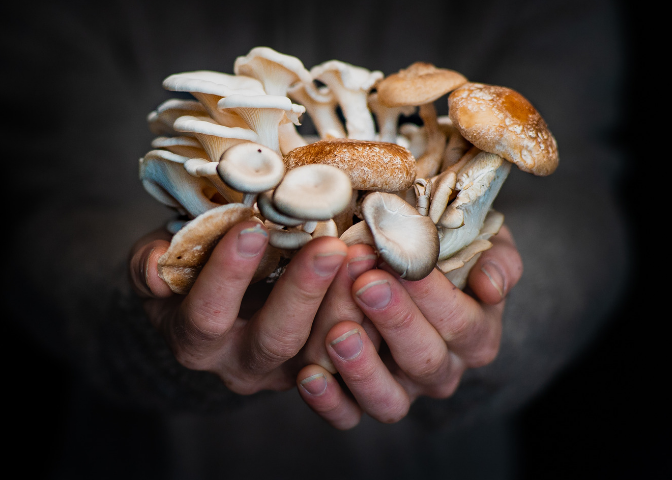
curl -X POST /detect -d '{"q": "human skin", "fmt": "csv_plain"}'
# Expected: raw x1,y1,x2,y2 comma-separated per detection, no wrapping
129,221,522,426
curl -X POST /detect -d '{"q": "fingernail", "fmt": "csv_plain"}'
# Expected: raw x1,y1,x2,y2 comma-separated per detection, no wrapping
314,252,346,277
237,225,267,257
300,373,328,396
347,254,378,280
481,261,505,298
142,248,154,286
330,329,363,360
356,280,391,309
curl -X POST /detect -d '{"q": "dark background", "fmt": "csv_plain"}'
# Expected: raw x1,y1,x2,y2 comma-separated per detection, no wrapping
3,0,667,478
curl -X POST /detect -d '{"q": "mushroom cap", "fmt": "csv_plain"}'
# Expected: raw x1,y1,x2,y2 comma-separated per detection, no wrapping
361,192,439,281
448,83,558,176
273,164,352,221
157,203,253,294
162,71,265,97
217,143,285,193
234,47,312,96
310,60,383,92
283,139,416,192
376,62,468,107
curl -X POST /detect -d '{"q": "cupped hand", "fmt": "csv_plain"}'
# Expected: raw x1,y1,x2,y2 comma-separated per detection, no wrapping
129,221,348,394
295,226,523,429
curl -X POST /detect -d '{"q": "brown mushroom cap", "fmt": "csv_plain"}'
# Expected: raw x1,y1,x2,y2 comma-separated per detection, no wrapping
283,138,416,192
158,203,253,294
376,62,468,107
448,83,558,176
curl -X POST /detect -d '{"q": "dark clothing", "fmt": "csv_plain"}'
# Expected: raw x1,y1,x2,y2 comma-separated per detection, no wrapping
3,1,630,478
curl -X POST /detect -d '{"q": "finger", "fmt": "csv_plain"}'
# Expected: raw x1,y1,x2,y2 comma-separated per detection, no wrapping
241,236,348,375
351,271,461,398
397,268,503,368
165,221,268,369
467,225,523,304
129,236,173,299
326,321,410,423
300,243,378,373
297,365,362,430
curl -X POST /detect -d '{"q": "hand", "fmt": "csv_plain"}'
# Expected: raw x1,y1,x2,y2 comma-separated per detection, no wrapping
128,220,348,394
295,226,523,429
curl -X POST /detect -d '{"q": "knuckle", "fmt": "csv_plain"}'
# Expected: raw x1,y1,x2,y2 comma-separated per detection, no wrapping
411,353,448,381
381,308,416,335
247,328,306,373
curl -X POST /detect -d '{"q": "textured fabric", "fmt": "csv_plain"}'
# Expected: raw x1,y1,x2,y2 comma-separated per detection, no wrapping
2,0,629,478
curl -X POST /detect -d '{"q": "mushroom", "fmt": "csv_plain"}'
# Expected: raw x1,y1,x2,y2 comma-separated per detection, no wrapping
438,210,505,289
151,136,206,158
340,192,439,280
162,71,264,127
278,117,308,154
172,115,257,162
147,99,207,136
287,82,346,139
157,203,253,294
368,92,416,143
217,94,305,154
139,149,221,217
310,60,383,140
437,152,511,260
272,164,353,222
398,123,428,159
234,47,313,97
217,142,285,207
283,138,416,193
448,82,558,176
376,62,468,179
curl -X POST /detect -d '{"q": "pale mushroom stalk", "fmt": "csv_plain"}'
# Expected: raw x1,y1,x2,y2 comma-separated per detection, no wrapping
173,115,258,162
183,158,243,204
278,119,308,154
368,92,416,143
414,102,447,179
441,129,472,171
428,170,457,224
234,47,313,97
287,82,346,139
310,61,383,141
218,94,305,155
398,123,428,159
413,178,431,216
437,154,511,260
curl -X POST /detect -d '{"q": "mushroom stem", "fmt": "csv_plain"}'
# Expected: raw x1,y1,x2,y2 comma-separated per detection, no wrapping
302,221,317,234
414,102,447,179
242,193,258,208
441,130,471,172
414,179,431,216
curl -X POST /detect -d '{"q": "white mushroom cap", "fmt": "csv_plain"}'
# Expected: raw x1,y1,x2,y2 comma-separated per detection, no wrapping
151,136,206,158
173,115,257,162
234,47,313,97
148,99,207,136
310,60,383,140
217,143,285,206
287,82,346,139
162,71,265,126
361,192,439,280
139,150,220,217
217,94,305,153
273,164,352,221
257,190,305,227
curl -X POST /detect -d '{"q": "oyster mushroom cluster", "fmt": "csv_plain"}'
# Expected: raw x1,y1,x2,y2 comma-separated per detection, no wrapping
140,46,558,294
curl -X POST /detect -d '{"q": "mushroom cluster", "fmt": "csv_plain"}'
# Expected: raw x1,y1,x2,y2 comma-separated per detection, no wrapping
141,47,558,294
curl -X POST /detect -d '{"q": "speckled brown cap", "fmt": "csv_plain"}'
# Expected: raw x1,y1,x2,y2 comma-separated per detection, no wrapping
158,203,253,294
376,62,468,107
283,139,416,192
448,83,558,176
